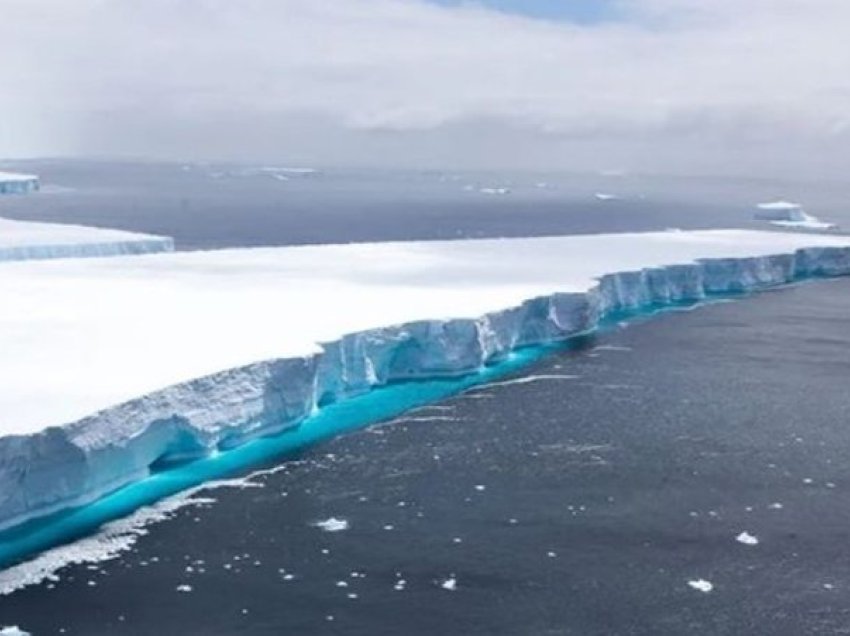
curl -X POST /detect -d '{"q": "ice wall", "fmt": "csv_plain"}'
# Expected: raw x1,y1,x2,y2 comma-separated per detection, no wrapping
1,242,849,533
0,237,175,262
0,218,174,263
0,172,39,195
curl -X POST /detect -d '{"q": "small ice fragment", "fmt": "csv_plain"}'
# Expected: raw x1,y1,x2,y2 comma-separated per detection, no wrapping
441,577,457,591
803,478,814,485
383,525,394,531
547,551,557,558
474,485,486,492
347,593,359,600
336,581,349,588
824,583,835,590
736,532,759,546
315,517,349,532
768,502,784,510
176,584,193,593
688,579,713,593
0,628,31,636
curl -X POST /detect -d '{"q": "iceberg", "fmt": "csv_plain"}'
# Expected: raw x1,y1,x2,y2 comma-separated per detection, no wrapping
755,201,836,230
0,229,849,533
595,193,620,201
0,217,174,262
0,172,39,195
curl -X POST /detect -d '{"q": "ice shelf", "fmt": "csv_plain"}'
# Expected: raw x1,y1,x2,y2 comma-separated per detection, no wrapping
1,229,850,531
0,217,174,262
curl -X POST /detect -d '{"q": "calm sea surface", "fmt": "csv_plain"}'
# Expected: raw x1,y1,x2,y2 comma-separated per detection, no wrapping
0,161,849,635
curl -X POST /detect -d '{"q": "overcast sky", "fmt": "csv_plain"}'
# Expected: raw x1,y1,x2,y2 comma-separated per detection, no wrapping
2,0,849,177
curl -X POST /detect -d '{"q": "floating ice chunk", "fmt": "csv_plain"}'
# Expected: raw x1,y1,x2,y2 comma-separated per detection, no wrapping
0,627,31,636
441,577,457,591
176,584,193,593
595,193,619,201
687,579,714,593
314,518,349,532
479,187,510,195
735,532,759,546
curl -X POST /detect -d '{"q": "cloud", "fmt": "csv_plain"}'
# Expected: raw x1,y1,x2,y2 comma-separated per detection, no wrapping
1,0,849,176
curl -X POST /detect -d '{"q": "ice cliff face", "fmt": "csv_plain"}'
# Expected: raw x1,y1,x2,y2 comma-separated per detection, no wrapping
0,173,39,195
0,217,174,263
0,237,175,262
1,244,849,532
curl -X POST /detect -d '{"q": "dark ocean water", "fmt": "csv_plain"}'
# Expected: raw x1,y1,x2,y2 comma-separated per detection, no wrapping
0,161,849,635
1,159,849,249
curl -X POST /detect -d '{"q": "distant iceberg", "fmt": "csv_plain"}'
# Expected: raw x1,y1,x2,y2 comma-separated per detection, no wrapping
595,193,620,201
0,172,39,195
755,201,836,230
479,187,511,195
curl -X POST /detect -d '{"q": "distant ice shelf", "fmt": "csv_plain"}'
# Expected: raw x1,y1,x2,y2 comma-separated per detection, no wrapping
1,229,850,532
0,172,39,195
0,217,174,262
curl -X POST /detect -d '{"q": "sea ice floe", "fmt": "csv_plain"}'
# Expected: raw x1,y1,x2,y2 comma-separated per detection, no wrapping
0,627,30,636
687,579,714,593
441,577,458,591
735,532,759,546
314,518,349,532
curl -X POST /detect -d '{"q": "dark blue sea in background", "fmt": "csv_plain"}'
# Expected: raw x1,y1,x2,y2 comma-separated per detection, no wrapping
0,160,849,635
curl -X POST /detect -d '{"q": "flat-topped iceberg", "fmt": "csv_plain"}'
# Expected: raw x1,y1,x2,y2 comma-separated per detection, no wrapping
755,201,836,230
1,229,850,532
0,217,174,262
0,172,39,195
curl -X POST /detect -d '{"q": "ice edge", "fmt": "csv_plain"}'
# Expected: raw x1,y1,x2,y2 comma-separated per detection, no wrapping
1,244,849,533
0,237,175,262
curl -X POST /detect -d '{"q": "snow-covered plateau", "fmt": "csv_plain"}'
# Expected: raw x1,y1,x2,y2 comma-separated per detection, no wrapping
0,217,174,262
0,172,39,195
1,229,850,532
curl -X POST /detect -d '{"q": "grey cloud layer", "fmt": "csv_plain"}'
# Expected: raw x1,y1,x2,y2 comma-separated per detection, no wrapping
1,0,848,175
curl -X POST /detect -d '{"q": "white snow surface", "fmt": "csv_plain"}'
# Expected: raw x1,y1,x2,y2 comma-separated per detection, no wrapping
0,217,174,262
1,229,850,531
0,171,38,183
